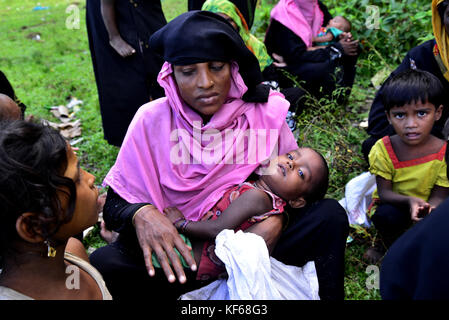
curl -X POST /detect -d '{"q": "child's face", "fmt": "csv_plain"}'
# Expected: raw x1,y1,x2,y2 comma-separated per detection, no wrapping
386,101,443,147
54,144,99,240
260,148,324,202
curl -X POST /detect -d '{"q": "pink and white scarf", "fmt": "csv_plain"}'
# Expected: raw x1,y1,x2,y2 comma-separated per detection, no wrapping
103,62,298,221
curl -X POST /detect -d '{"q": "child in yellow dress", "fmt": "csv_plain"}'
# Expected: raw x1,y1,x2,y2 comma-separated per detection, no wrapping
364,69,449,263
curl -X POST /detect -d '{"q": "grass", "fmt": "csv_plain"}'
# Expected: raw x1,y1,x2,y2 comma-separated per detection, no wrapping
0,0,387,299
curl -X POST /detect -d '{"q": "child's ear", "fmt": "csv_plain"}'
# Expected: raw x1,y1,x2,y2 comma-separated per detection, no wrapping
16,212,44,243
435,104,443,121
288,197,306,209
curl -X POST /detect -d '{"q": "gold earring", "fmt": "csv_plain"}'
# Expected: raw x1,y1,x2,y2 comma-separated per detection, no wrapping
45,240,56,258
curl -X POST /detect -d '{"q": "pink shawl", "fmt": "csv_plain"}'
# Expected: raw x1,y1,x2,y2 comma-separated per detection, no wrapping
103,62,297,221
270,0,324,48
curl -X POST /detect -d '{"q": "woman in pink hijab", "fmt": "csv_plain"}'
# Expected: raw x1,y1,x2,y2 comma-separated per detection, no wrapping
265,0,359,102
90,11,349,301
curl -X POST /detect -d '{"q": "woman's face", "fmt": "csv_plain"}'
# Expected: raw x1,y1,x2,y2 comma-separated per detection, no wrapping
54,144,99,240
173,61,231,122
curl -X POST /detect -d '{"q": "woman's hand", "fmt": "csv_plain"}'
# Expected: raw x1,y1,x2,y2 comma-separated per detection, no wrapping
109,36,136,58
272,53,287,68
409,197,431,222
338,33,358,56
133,205,197,283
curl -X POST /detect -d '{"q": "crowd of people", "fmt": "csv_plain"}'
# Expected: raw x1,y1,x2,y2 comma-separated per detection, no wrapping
0,0,448,301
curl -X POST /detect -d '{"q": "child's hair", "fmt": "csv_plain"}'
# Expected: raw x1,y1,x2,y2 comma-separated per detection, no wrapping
381,69,445,112
0,120,77,257
336,16,351,33
302,150,329,205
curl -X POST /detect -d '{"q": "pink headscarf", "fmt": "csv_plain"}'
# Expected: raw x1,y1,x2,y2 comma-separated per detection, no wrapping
270,0,324,48
103,62,298,221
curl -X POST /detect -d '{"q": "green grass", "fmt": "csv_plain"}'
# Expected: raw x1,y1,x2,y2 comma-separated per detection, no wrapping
0,0,395,300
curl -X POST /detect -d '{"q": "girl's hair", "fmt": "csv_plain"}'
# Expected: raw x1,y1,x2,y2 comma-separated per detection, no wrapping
381,69,445,112
0,120,77,257
303,151,329,205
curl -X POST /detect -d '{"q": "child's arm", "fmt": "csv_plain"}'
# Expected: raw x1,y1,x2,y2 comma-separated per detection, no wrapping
376,176,430,221
428,186,449,211
312,32,334,44
164,188,274,240
100,0,136,57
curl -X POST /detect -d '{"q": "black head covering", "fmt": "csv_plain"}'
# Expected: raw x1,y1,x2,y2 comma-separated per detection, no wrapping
149,10,269,102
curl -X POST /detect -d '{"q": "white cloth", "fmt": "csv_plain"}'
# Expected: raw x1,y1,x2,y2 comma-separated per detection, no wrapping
180,230,320,300
339,172,376,227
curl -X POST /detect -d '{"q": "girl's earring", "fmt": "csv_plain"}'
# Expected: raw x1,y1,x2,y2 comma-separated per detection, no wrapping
44,240,57,258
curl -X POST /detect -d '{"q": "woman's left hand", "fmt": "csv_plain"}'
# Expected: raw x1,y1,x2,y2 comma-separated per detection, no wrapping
338,34,359,56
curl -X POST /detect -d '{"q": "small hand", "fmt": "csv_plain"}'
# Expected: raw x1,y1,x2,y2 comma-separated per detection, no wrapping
109,36,136,58
409,197,431,222
272,52,287,68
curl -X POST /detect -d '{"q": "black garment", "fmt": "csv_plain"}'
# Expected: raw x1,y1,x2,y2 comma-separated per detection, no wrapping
380,197,449,300
370,203,413,248
0,70,26,116
150,11,269,102
362,39,449,162
264,19,358,100
86,0,166,147
188,0,258,29
90,189,349,300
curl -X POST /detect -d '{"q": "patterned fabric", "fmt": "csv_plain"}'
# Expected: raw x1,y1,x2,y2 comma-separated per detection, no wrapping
432,0,449,81
202,0,273,71
196,181,286,281
315,26,343,46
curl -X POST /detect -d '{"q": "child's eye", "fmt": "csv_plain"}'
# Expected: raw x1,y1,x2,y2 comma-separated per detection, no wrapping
394,113,405,119
287,153,293,160
417,110,428,117
298,169,304,178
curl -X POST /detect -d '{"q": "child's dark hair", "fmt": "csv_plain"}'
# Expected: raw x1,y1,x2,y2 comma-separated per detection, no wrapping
303,150,329,205
0,120,77,258
381,69,445,112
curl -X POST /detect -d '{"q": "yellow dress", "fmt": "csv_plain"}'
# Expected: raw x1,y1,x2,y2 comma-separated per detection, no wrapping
368,136,449,216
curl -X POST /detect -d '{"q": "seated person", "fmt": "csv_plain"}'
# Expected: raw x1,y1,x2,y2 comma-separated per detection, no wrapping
163,147,329,281
364,69,449,264
0,120,111,300
201,0,306,126
361,0,449,162
311,16,352,48
264,0,359,101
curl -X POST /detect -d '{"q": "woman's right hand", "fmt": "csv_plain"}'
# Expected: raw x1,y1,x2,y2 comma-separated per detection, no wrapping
338,33,359,56
133,205,197,283
109,36,136,58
